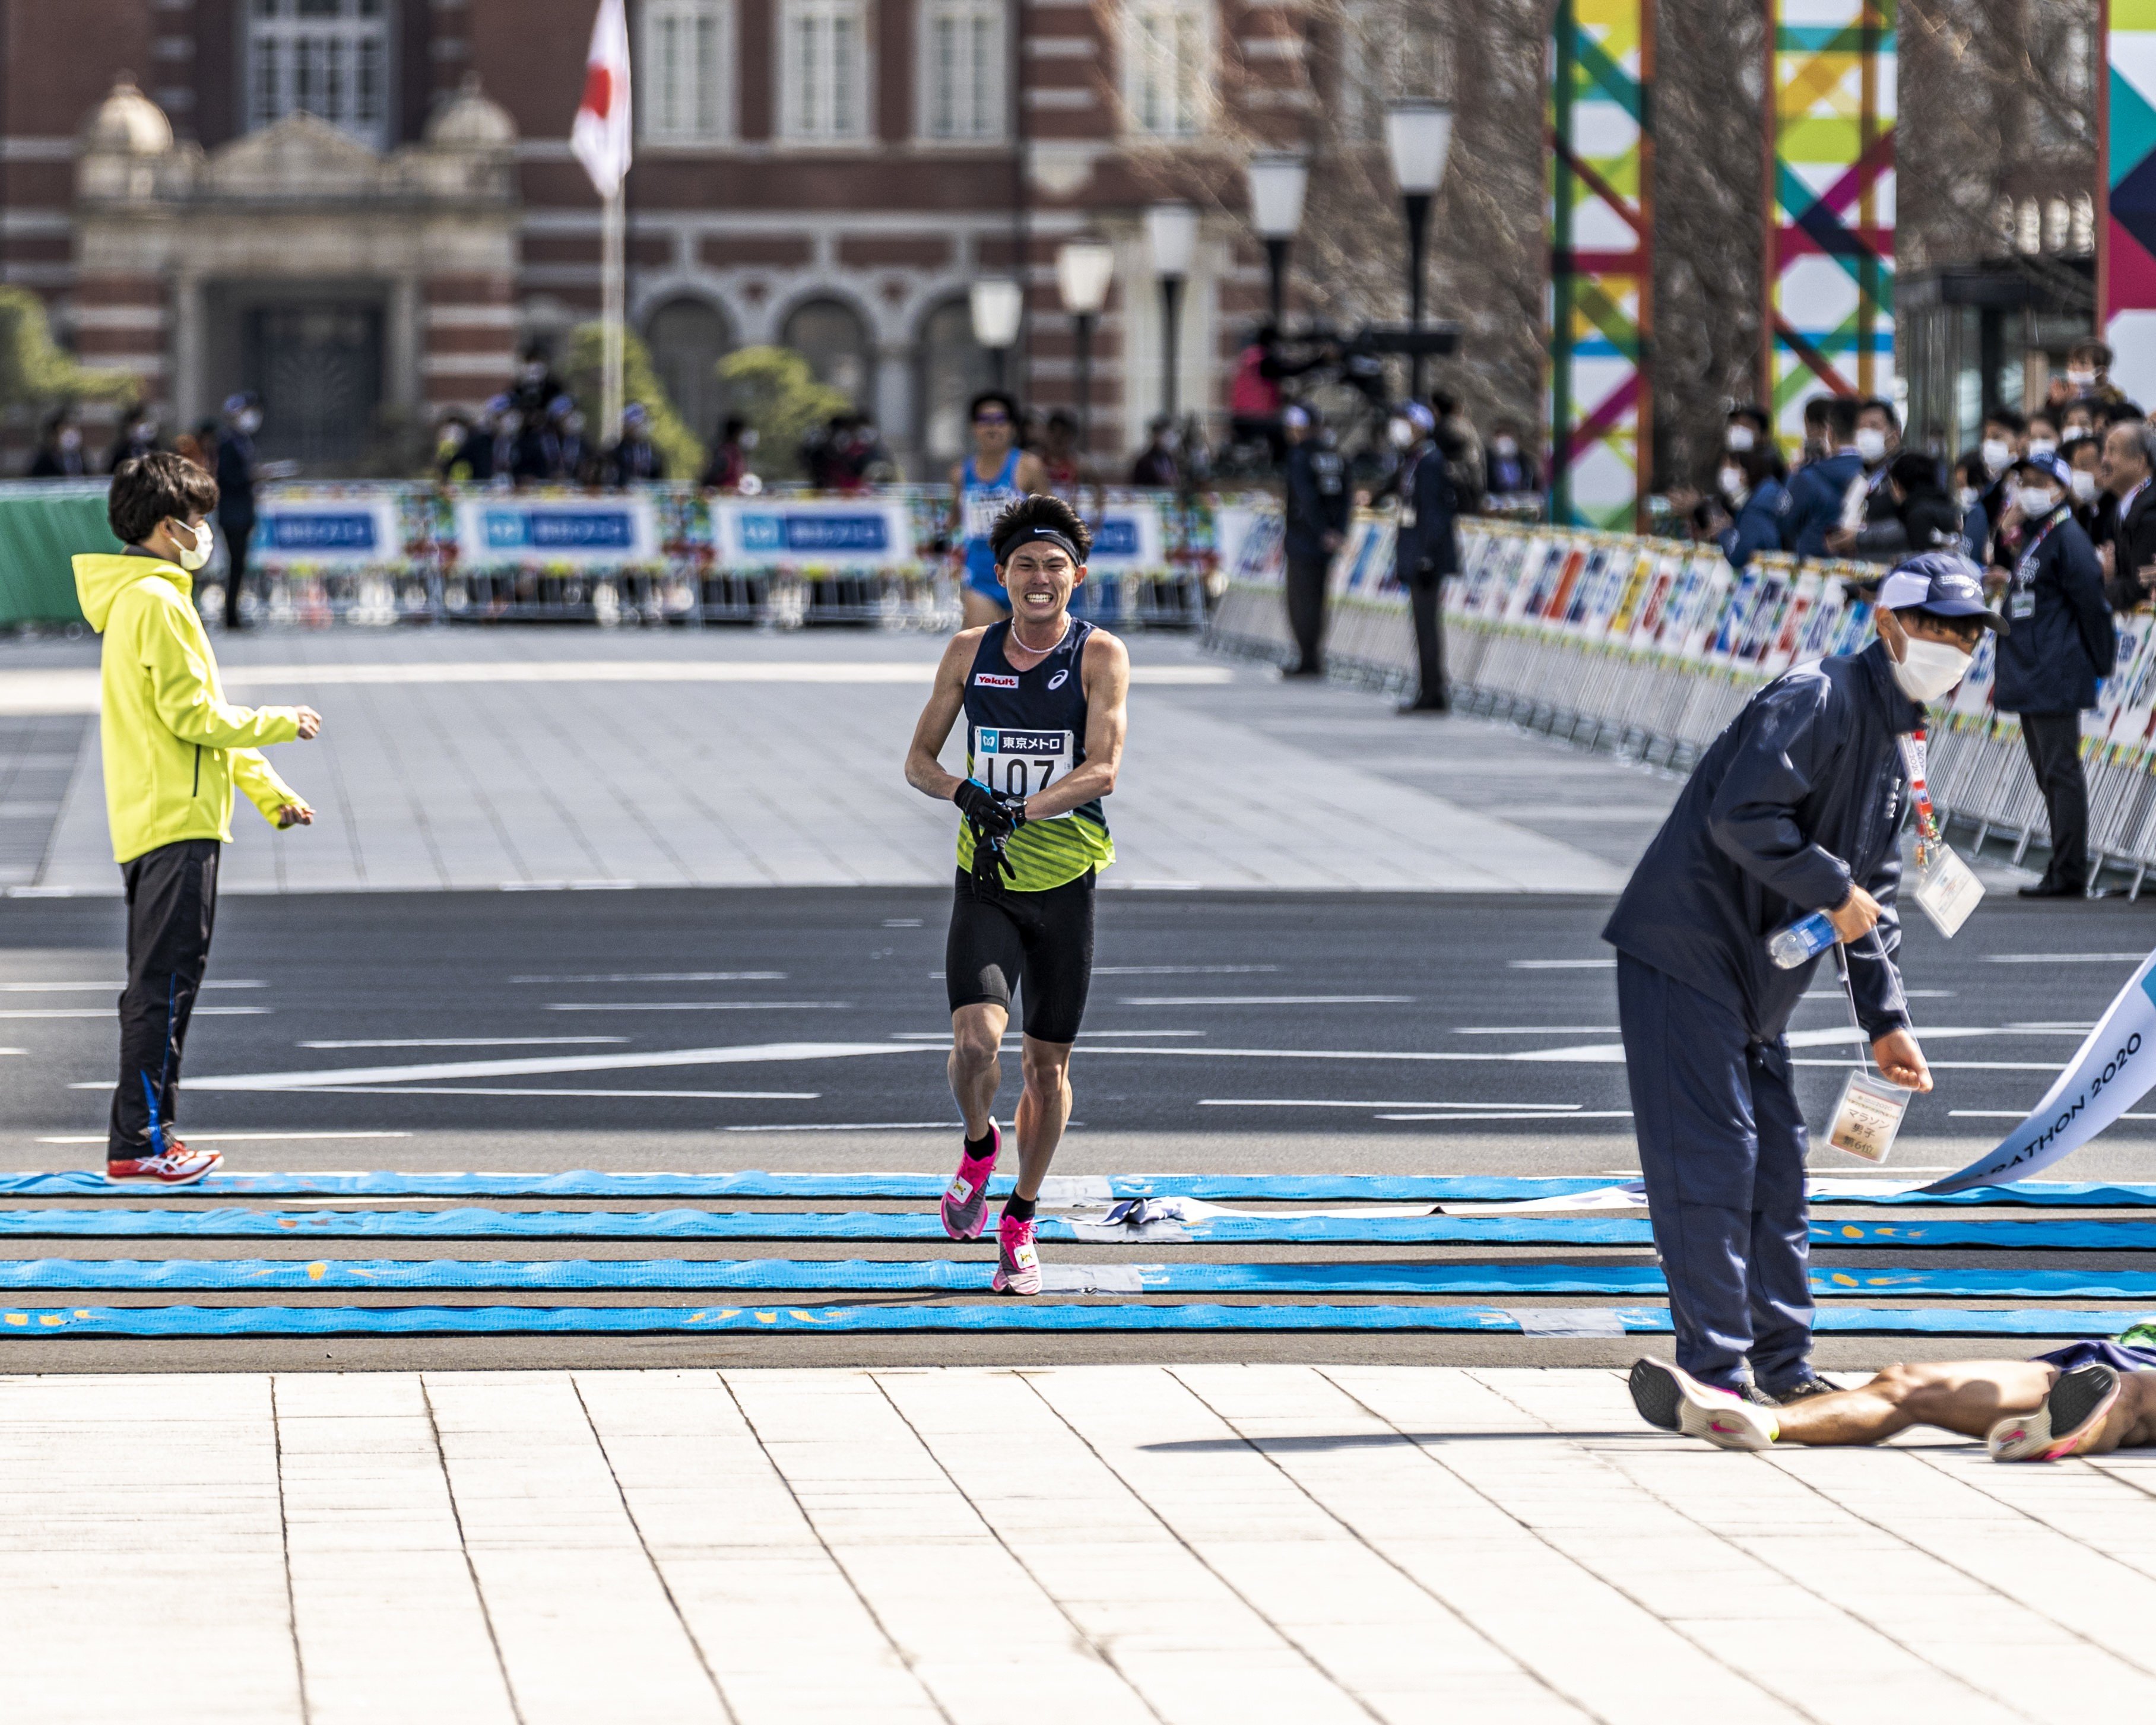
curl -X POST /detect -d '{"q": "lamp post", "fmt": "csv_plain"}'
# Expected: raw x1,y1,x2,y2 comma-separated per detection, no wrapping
1055,240,1115,458
1384,100,1454,397
1144,202,1198,421
968,277,1025,389
1246,154,1308,326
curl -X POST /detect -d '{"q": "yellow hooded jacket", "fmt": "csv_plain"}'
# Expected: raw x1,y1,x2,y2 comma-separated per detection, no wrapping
72,551,305,864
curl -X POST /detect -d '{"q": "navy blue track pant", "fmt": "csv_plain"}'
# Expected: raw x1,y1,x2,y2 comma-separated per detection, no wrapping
109,839,219,1159
1616,953,1814,1391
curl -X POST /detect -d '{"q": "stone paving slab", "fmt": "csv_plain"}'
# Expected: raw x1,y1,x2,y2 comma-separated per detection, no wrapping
4,1363,2153,1723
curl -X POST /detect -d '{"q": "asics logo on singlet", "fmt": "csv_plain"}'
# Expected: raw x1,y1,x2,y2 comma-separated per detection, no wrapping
975,673,1019,688
1047,670,1070,690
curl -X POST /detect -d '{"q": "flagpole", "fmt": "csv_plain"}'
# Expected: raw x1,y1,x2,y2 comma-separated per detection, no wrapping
601,183,626,445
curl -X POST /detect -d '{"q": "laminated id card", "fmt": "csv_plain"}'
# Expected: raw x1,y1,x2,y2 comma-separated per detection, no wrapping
1826,1070,1910,1163
1911,844,1984,938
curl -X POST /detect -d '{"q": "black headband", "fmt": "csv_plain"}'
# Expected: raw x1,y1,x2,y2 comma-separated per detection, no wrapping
995,526,1084,564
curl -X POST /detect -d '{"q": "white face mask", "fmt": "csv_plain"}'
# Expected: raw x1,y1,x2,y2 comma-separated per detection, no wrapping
2021,485,2062,516
1981,438,2011,475
58,428,81,451
1387,418,1415,449
1726,425,1755,453
2071,468,2100,503
1492,436,1518,456
1957,486,1980,510
237,410,262,435
2028,437,2057,461
2068,368,2098,389
169,518,214,573
1891,633,1974,703
1854,427,1888,462
1719,465,1747,500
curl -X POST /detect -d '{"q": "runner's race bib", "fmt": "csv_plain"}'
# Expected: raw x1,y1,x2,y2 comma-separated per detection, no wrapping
966,493,1014,540
972,727,1074,817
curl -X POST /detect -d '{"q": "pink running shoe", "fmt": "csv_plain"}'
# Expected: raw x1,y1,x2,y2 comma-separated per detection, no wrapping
991,1212,1041,1296
106,1141,222,1185
941,1124,1000,1240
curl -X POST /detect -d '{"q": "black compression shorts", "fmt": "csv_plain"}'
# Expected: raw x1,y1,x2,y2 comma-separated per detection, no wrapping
944,867,1095,1044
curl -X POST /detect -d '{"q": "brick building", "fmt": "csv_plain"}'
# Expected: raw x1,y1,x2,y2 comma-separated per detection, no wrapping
0,0,1329,475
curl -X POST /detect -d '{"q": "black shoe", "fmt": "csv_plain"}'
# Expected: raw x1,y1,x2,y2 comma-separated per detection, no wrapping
1762,1373,1842,1406
1397,696,1450,715
1738,1382,1783,1408
2017,881,2085,899
1281,665,1324,680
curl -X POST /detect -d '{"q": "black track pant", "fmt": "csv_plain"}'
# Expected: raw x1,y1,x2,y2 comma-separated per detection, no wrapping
1406,568,1450,706
109,839,220,1159
2018,710,2090,889
221,515,254,629
1285,552,1330,674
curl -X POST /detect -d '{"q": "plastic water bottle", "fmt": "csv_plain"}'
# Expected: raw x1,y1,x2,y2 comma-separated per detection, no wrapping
1767,911,1837,969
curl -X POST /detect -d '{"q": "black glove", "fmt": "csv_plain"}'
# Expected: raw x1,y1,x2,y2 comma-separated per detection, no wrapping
991,788,1028,831
953,778,1016,839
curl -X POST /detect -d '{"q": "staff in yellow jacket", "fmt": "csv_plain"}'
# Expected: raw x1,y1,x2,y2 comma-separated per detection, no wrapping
72,452,321,1185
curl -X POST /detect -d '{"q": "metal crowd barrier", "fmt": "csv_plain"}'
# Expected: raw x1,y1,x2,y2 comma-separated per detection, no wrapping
1206,513,2156,894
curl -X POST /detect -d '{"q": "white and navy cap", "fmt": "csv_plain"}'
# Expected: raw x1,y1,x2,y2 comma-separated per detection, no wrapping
2010,451,2073,489
1871,550,2007,633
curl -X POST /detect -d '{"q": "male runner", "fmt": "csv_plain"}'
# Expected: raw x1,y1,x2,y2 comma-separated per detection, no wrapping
903,493,1129,1294
950,391,1050,629
1629,1331,2156,1461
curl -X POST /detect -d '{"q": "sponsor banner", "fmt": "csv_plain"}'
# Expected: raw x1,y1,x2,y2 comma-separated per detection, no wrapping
453,494,658,567
1927,947,2156,1193
2106,9,2156,402
711,497,914,570
1082,505,1168,576
251,490,404,571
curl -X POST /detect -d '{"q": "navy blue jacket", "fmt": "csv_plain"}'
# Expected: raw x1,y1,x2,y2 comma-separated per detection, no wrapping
1603,640,1918,1042
1992,507,2114,714
1393,444,1459,581
1716,476,1792,570
1784,450,1865,557
1283,439,1350,562
215,430,257,524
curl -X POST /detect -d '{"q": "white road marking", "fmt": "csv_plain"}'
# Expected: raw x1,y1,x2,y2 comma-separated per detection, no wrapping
544,1000,852,1012
1377,1110,1635,1122
2,1007,268,1019
1951,1109,2156,1121
35,1131,413,1144
1117,995,1414,1007
1981,952,2149,963
299,1036,632,1049
1453,1026,1621,1035
239,1086,820,1100
509,971,787,984
884,1029,1205,1041
1,979,264,992
1507,959,1615,969
161,1041,939,1093
1093,965,1282,975
1199,1099,1582,1111
724,1121,961,1133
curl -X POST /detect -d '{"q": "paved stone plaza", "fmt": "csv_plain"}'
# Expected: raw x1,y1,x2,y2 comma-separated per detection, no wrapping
10,1363,2156,1724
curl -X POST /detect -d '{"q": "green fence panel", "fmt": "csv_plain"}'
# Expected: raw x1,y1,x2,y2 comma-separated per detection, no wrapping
0,481,118,627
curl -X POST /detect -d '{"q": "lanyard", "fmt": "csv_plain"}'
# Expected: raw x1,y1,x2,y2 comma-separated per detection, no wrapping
1896,728,1942,865
2016,509,2063,579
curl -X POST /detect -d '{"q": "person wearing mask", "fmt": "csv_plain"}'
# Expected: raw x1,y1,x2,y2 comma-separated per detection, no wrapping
1429,392,1485,516
701,417,757,490
1798,395,1834,467
215,393,262,631
2098,418,2156,613
2065,340,2127,408
1130,417,1181,488
1605,551,1986,1411
1714,443,1791,570
1825,401,1907,560
1726,404,1786,481
2065,435,2107,538
28,410,89,478
1784,397,1866,557
1977,408,2028,538
604,402,665,486
2026,413,2062,465
107,405,161,473
1485,421,1540,497
1952,452,1992,561
1839,451,1963,562
1389,402,1459,715
1989,452,2115,899
512,341,566,416
2063,399,2100,441
1281,405,1349,677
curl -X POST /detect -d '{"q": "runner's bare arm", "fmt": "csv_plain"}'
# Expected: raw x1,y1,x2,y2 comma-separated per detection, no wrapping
948,462,967,546
905,629,985,801
1025,629,1127,820
1017,452,1051,494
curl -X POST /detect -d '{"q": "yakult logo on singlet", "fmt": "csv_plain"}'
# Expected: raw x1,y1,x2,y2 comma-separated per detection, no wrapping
1047,670,1070,690
974,673,1019,688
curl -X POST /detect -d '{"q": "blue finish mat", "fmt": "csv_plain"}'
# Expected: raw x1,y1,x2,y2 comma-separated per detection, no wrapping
7,1257,2156,1299
0,1302,2142,1338
9,1169,2154,1207
3,1209,2154,1248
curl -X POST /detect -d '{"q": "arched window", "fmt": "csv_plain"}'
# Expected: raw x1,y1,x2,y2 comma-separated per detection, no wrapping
782,298,872,404
917,299,991,465
645,297,734,445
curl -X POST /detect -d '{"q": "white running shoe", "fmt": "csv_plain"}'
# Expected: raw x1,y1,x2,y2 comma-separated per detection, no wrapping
1989,1365,2122,1463
1628,1358,1780,1450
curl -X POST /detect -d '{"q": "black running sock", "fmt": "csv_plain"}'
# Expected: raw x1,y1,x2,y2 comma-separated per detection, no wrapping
1002,1194,1037,1222
963,1128,997,1160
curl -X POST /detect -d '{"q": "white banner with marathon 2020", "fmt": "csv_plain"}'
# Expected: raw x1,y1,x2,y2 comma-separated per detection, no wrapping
1926,946,2156,1193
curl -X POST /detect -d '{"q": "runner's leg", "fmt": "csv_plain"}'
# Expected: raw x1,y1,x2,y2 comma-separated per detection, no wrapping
1012,1035,1074,1198
949,1003,1008,1137
1773,1360,2055,1445
943,873,1025,1239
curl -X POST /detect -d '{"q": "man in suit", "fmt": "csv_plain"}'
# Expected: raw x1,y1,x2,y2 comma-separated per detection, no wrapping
1391,402,1460,714
2098,418,2156,613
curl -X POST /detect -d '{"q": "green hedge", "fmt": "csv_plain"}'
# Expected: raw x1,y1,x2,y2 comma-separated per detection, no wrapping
0,481,119,627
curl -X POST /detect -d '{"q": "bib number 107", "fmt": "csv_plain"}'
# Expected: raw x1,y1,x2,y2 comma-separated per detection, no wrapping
974,728,1073,806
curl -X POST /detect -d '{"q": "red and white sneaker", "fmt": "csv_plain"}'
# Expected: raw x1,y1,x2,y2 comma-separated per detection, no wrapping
940,1123,1000,1241
991,1212,1041,1296
106,1142,222,1185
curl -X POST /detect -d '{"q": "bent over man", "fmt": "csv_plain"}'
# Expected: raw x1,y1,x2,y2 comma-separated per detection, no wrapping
904,493,1130,1294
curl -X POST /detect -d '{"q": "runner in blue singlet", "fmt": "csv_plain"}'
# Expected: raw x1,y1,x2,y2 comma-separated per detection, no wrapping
950,390,1048,629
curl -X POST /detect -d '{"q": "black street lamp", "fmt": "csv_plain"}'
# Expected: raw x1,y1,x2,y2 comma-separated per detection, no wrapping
1385,100,1454,398
1055,240,1115,457
1144,202,1198,421
1247,154,1309,327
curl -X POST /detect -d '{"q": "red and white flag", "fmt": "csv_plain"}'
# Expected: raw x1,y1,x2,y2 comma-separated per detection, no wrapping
571,0,633,199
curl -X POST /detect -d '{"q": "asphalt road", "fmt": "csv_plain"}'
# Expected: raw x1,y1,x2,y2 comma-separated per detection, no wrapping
3,886,2154,1370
